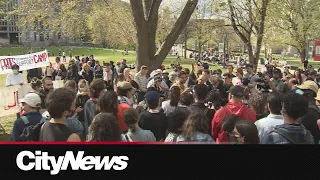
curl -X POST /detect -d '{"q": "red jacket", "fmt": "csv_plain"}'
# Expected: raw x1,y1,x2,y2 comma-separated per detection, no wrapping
211,101,256,141
116,103,130,133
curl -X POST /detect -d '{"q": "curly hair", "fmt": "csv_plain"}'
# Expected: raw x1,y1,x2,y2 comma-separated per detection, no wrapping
87,113,121,142
89,79,106,98
248,93,267,115
181,111,209,138
46,88,76,119
167,109,189,134
283,93,308,119
97,91,118,116
207,90,223,109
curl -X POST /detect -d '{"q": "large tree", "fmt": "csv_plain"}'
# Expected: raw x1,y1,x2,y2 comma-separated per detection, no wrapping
130,0,198,71
270,0,320,62
215,0,271,65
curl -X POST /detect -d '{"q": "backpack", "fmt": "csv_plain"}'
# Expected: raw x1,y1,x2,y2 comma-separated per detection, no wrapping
272,128,311,144
17,116,48,142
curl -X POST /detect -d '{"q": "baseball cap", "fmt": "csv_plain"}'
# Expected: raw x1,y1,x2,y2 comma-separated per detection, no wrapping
229,86,245,97
154,77,162,82
162,70,169,74
19,93,41,108
297,80,319,95
150,70,160,78
145,91,160,103
117,81,133,90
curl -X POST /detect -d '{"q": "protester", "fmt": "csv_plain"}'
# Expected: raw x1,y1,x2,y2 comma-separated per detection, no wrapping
6,64,25,87
81,63,94,84
117,81,136,107
39,77,54,113
164,109,189,142
226,65,236,78
134,65,148,103
87,113,123,142
76,80,90,128
232,68,244,86
83,79,106,135
297,80,320,143
162,86,181,116
232,120,260,144
103,62,114,90
124,68,134,82
11,93,43,141
265,93,314,144
176,112,215,143
94,63,104,79
29,77,42,93
248,93,268,120
218,115,240,144
45,62,55,79
40,88,81,142
56,64,67,80
212,86,256,142
255,92,284,143
244,64,259,94
183,68,196,87
123,108,156,142
223,73,234,92
139,91,168,141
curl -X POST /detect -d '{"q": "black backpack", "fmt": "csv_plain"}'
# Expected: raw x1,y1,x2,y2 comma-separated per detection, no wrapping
17,116,47,142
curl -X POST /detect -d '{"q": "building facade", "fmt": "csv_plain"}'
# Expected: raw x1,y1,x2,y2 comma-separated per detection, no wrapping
0,0,20,44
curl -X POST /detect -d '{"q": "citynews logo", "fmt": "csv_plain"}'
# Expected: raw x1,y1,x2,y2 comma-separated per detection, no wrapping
16,151,129,175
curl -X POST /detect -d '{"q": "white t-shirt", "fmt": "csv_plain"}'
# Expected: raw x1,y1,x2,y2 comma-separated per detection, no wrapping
6,73,25,86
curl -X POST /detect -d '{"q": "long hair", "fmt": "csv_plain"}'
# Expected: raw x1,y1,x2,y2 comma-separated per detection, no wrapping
87,113,121,142
97,91,118,116
181,112,209,138
293,69,303,85
170,86,181,107
123,108,140,133
235,120,260,144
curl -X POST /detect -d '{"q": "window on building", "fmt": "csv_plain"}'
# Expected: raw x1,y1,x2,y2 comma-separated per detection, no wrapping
25,32,30,40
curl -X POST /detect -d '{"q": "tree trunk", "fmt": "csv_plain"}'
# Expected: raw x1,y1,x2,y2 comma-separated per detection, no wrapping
300,48,306,63
130,0,198,73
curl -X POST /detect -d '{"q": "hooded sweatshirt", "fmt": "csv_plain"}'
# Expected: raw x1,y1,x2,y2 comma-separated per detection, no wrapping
211,101,256,141
265,124,314,144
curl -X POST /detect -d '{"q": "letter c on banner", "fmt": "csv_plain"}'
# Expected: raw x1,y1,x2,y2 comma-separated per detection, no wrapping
16,151,35,171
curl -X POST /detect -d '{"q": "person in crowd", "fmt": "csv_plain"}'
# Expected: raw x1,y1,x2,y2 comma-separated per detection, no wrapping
115,61,121,75
223,73,234,92
212,86,256,141
316,90,320,108
201,69,213,91
39,77,54,114
287,78,299,94
178,93,194,111
171,71,191,95
83,79,106,136
265,93,314,144
244,64,259,94
63,80,84,139
190,84,215,133
217,114,240,144
211,76,228,102
248,93,268,120
45,62,55,80
117,81,136,107
293,69,305,85
297,80,320,144
76,80,90,128
162,86,181,116
197,75,206,85
255,92,284,143
123,108,156,142
103,62,114,90
66,60,79,83
164,109,190,142
6,64,25,87
206,90,224,112
183,68,196,87
94,63,104,79
120,59,129,73
124,68,134,82
226,64,236,78
57,64,68,80
148,75,169,97
215,69,223,79
27,67,42,83
232,68,244,86
29,77,42,93
232,120,260,144
139,91,168,141
11,93,43,141
176,112,215,143
74,56,80,72
40,88,81,142
87,113,123,142
116,73,125,88
134,65,148,103
265,68,285,93
162,70,171,88
97,90,128,133
54,57,62,71
81,63,94,85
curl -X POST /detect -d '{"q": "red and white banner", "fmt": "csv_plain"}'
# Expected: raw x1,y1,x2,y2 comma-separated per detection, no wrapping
0,50,49,75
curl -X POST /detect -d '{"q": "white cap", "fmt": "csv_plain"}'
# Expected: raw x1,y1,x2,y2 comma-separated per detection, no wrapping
19,93,41,108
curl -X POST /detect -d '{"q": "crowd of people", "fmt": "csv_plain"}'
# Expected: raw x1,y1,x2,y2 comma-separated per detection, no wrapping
5,54,320,144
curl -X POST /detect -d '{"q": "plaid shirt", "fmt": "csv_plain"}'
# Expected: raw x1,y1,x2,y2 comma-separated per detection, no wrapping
134,72,148,92
265,124,314,144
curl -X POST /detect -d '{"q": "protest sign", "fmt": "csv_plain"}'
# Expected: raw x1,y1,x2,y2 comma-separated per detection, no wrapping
0,50,50,75
0,80,65,117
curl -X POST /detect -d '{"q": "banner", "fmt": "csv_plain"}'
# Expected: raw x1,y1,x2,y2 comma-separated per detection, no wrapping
0,50,49,75
314,40,320,61
0,80,65,117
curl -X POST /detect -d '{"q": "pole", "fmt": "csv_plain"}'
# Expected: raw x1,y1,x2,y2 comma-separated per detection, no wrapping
306,39,310,61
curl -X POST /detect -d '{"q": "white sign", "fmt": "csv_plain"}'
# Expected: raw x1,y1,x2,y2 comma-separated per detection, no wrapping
0,50,49,75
